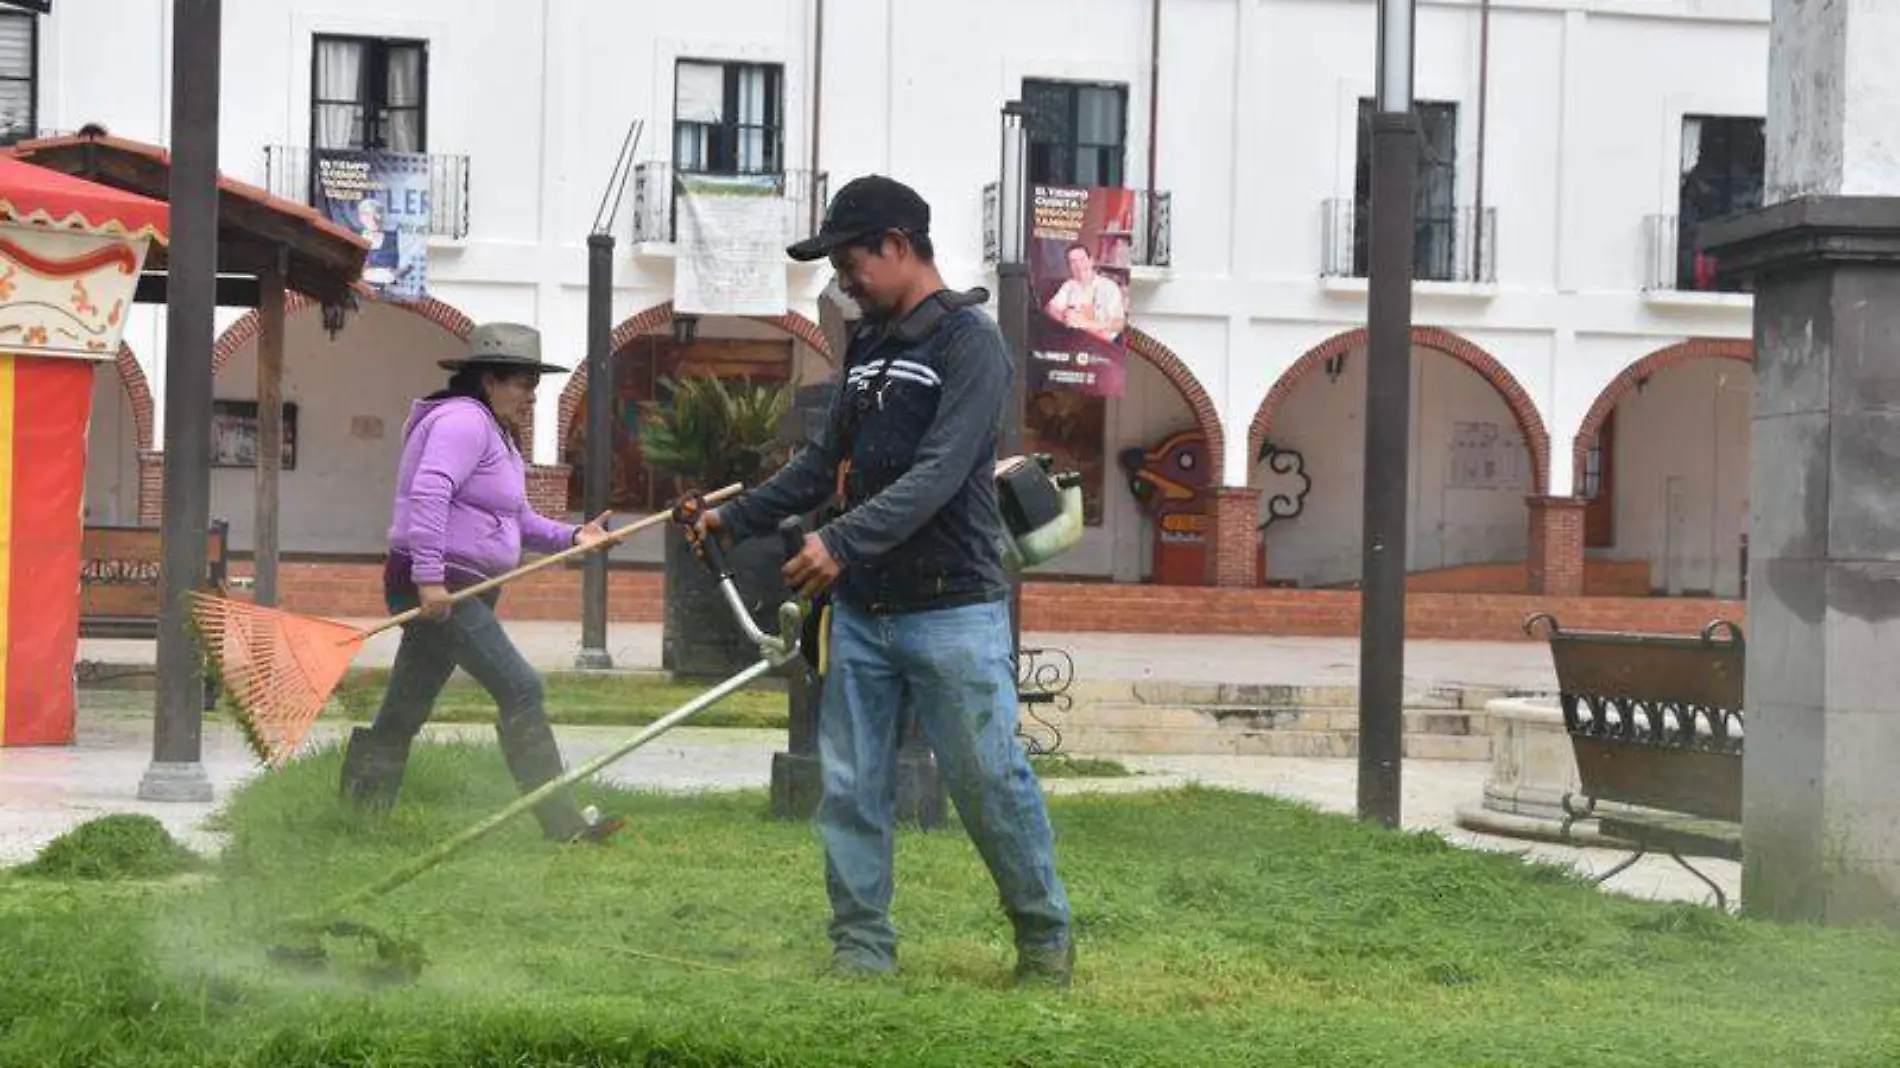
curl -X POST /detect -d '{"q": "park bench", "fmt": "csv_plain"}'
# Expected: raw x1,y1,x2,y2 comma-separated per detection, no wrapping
77,521,229,700
1525,612,1744,910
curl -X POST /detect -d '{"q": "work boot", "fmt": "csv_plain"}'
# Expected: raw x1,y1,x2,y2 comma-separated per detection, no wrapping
1014,940,1075,989
338,726,410,812
495,718,623,844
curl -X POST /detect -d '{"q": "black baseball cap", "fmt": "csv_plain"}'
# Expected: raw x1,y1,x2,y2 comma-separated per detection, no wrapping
786,174,931,262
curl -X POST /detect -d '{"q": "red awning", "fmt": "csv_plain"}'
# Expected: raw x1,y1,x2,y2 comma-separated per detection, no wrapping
0,156,169,244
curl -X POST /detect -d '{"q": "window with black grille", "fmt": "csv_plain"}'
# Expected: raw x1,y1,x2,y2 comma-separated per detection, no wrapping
310,35,428,153
0,10,35,146
674,60,783,175
1022,79,1127,189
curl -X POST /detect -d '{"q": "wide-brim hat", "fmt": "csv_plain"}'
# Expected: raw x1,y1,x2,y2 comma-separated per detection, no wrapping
437,322,571,374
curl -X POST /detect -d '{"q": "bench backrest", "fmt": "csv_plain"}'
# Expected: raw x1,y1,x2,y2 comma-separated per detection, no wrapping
1526,613,1744,823
80,520,229,620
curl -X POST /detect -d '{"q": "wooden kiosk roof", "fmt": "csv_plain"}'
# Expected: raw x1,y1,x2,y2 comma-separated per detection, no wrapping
3,133,368,306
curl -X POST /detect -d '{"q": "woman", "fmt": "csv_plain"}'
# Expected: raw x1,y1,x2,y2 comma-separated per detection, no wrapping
339,322,624,845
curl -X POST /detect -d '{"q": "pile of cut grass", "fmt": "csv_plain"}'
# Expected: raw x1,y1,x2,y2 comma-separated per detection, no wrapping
18,813,202,882
2,740,1898,1066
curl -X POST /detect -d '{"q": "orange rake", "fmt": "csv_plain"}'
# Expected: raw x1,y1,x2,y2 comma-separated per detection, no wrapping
189,483,742,768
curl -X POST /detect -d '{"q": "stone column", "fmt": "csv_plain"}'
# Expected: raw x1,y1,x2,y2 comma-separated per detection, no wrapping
1701,0,1900,924
1525,496,1586,597
1208,487,1262,587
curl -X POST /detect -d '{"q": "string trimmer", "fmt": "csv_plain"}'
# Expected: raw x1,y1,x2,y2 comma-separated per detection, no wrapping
262,495,807,982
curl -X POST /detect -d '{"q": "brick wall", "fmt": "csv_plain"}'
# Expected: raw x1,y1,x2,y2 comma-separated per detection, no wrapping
227,559,1738,639
1210,487,1261,587
1526,496,1587,596
137,451,163,526
525,464,572,522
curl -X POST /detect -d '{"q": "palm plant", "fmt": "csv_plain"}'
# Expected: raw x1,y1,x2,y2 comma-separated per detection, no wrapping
638,373,794,490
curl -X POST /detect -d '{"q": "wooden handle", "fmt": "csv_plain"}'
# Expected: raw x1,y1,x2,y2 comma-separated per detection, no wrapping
363,482,741,638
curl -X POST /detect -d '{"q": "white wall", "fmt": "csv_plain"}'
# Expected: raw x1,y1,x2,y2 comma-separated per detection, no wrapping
34,0,1771,586
208,302,463,555
1257,345,1532,588
1605,357,1752,596
82,358,140,526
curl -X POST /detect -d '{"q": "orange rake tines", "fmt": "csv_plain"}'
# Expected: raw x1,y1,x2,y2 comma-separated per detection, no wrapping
188,483,742,768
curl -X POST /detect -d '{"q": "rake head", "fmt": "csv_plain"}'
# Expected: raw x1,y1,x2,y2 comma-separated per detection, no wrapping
188,592,369,767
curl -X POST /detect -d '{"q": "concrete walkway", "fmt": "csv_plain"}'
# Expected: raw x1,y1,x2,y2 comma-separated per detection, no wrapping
2,691,1735,910
79,620,1562,691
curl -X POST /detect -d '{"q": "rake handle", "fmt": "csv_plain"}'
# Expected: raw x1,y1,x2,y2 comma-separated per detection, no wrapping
361,482,742,639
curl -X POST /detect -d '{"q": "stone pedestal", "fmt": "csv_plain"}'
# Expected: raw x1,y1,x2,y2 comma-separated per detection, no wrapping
1454,697,1631,847
1526,497,1586,597
1699,0,1900,923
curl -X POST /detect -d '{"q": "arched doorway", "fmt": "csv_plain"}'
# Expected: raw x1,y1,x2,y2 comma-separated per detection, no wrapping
556,302,835,565
209,295,474,556
1574,338,1752,597
82,344,154,526
1249,327,1551,589
1045,326,1227,583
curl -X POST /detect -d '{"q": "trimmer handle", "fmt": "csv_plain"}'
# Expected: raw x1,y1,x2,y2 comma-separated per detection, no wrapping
671,490,733,580
777,516,807,563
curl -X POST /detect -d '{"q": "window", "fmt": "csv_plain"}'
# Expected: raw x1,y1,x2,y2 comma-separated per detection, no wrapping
311,35,427,153
1352,99,1458,281
0,10,35,145
1022,79,1127,188
1678,115,1763,293
674,60,783,175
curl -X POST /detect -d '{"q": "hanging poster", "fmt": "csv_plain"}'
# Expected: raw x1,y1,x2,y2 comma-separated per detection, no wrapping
312,149,432,302
1027,184,1136,397
674,172,790,316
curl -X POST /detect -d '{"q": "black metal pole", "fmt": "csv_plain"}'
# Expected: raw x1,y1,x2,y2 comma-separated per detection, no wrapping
1358,0,1418,830
576,232,615,669
998,259,1029,652
139,0,220,802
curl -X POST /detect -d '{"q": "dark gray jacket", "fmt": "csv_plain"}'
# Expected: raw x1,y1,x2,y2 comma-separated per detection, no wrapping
716,287,1011,615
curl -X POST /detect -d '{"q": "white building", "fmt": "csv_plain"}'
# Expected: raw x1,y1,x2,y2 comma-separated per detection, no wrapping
32,0,1765,601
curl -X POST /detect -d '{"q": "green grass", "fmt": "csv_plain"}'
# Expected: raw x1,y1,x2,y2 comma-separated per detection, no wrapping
17,814,202,882
1030,753,1134,779
328,667,789,729
4,743,1900,1066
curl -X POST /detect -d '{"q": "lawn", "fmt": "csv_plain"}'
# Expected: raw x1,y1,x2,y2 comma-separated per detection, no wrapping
3,740,1898,1066
327,667,790,729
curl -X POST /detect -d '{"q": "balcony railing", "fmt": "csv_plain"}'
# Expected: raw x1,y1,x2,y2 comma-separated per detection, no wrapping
1320,198,1496,285
981,184,1172,269
630,163,827,248
1643,213,1746,294
262,145,471,240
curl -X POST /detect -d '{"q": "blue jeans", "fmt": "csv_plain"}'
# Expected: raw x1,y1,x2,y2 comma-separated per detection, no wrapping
818,597,1071,969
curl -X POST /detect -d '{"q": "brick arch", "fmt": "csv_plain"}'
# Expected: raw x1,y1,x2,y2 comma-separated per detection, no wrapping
211,292,475,376
108,343,155,452
1249,326,1552,495
1571,337,1752,491
557,301,835,448
1125,326,1227,485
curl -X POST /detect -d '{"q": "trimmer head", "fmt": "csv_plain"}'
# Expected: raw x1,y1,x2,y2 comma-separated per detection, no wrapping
266,920,428,985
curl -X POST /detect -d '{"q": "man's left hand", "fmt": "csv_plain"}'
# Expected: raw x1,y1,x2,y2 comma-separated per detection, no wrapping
783,533,842,598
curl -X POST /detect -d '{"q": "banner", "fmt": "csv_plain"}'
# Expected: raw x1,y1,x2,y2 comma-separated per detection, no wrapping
313,149,432,302
1027,184,1136,397
674,172,790,316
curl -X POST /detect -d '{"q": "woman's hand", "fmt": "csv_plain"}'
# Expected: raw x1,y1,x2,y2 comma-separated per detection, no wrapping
574,510,614,551
417,584,454,621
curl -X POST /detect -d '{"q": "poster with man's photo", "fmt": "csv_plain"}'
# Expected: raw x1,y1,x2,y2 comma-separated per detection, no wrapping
313,149,432,302
1027,184,1135,398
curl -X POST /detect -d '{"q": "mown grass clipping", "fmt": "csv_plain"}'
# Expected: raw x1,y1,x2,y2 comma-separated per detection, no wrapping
2,740,1899,1067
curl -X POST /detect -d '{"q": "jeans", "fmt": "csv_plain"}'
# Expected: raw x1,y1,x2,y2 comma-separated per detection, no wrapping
365,587,589,841
818,596,1071,969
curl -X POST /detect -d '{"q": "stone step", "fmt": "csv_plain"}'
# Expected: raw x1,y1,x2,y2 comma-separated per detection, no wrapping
1050,724,1492,761
1058,678,1528,713
1052,703,1490,737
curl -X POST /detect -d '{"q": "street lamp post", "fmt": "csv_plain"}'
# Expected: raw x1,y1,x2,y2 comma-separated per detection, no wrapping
996,101,1030,654
1358,0,1419,829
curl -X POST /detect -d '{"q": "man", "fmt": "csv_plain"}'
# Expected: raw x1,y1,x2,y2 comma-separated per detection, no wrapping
691,174,1074,986
1043,242,1126,343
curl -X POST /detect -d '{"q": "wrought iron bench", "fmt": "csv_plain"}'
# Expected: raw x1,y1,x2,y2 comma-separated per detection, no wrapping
1525,612,1744,909
1014,646,1075,757
77,520,230,701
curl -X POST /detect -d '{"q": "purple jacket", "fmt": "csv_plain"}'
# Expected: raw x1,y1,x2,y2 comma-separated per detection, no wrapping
386,396,577,586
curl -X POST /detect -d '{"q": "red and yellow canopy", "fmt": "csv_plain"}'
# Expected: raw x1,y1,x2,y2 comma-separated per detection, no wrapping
0,159,167,746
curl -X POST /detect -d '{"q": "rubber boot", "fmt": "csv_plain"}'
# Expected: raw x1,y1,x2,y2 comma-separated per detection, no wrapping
339,726,411,812
496,718,624,844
